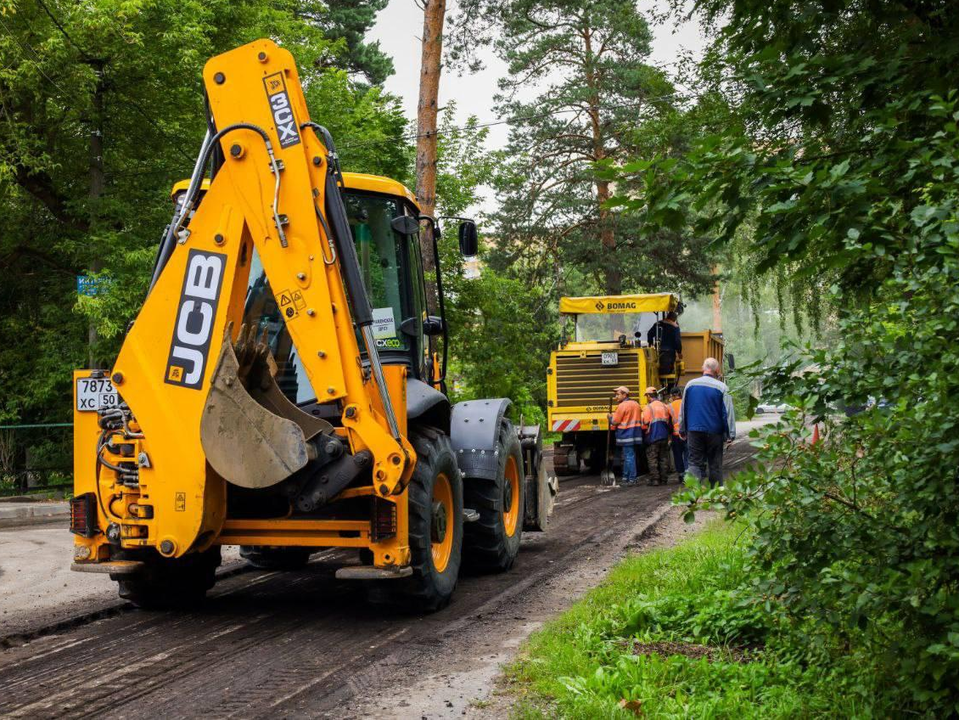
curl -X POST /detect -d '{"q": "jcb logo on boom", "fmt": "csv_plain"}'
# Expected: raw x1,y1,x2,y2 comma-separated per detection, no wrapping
263,73,300,149
165,250,227,389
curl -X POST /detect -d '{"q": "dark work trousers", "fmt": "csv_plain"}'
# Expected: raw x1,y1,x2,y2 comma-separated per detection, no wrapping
658,349,677,376
686,431,724,487
670,436,687,479
645,439,670,485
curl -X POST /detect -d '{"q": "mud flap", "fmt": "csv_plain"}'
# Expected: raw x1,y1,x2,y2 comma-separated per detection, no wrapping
520,425,558,531
200,325,332,489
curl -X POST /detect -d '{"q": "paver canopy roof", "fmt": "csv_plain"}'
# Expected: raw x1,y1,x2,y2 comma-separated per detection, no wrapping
559,293,678,314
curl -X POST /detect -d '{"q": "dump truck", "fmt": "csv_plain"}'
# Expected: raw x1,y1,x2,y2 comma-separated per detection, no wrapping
69,39,556,611
546,294,725,474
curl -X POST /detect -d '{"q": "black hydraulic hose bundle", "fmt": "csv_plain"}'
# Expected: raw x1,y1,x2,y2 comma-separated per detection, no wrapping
148,122,280,295
301,122,374,329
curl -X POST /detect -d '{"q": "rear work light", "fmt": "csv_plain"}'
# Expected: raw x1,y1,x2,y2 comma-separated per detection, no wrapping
371,497,397,542
70,493,98,538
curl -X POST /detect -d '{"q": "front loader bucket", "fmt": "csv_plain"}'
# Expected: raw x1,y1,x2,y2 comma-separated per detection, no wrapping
200,326,331,489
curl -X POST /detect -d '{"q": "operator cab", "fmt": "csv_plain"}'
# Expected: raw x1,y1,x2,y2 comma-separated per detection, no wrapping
170,173,474,406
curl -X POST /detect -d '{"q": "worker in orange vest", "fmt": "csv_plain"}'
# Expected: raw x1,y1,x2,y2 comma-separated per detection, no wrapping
610,386,643,486
641,387,673,485
668,388,687,482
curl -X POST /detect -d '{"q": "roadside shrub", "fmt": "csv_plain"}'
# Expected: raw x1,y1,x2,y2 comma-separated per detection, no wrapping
676,262,960,711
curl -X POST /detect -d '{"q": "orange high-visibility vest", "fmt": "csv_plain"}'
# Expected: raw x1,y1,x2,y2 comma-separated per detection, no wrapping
641,400,672,443
669,399,682,437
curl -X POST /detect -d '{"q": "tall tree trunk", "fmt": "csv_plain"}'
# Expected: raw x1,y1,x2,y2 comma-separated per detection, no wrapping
416,0,446,311
88,63,105,369
582,25,620,296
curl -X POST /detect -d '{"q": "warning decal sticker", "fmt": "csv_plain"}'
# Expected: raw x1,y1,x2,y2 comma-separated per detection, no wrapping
277,288,306,320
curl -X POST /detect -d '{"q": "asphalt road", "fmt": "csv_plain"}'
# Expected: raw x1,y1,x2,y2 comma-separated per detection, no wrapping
0,426,764,719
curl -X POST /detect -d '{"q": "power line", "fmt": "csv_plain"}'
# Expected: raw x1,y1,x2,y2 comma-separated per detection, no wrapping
0,15,73,99
36,0,97,63
338,90,700,152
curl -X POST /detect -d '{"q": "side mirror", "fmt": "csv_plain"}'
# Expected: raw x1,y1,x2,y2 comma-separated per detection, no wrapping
726,352,736,371
458,220,478,256
390,215,420,236
423,316,444,336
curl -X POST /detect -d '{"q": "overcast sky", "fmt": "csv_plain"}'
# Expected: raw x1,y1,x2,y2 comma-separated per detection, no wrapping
369,0,709,154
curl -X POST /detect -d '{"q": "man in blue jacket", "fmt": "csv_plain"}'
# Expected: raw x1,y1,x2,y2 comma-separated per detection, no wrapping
678,357,735,487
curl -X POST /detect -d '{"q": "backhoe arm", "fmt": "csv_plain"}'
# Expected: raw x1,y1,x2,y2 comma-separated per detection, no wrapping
98,40,414,559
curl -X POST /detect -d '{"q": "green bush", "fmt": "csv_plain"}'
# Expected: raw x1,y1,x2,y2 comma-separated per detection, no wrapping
677,263,959,711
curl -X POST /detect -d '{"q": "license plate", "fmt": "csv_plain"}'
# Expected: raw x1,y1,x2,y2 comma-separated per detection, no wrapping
76,377,119,412
601,352,619,366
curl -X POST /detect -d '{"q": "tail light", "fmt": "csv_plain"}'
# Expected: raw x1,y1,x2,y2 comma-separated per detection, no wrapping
371,498,397,542
70,493,98,538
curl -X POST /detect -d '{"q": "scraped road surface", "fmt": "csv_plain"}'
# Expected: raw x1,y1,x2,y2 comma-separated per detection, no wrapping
0,426,764,719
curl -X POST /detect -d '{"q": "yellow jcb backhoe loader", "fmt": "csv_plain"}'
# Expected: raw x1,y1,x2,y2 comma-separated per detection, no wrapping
69,39,556,611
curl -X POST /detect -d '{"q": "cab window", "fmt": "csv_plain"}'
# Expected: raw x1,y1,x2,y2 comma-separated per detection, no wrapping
241,189,421,404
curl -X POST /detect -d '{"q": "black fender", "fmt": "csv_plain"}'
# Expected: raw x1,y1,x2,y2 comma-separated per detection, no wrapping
407,378,450,432
449,398,513,480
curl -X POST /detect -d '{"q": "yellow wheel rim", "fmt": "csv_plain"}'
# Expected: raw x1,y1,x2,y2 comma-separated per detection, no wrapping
503,455,520,537
431,472,454,573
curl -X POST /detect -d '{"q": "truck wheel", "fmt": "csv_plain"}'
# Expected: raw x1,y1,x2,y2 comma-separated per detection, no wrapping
463,420,524,573
587,442,607,472
389,426,463,612
240,546,312,570
114,547,221,610
553,444,579,476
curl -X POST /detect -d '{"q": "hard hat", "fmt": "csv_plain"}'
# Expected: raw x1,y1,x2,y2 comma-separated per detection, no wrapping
644,386,658,396
613,386,630,396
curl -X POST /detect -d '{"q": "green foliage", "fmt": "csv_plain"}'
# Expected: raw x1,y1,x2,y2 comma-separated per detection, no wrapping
446,270,557,424
677,259,960,709
508,520,888,717
0,0,402,423
624,0,959,711
430,105,555,421
300,0,394,85
452,0,714,297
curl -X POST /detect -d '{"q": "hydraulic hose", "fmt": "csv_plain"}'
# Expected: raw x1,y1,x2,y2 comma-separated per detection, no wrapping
149,128,212,293
302,122,403,446
302,122,373,328
148,123,285,294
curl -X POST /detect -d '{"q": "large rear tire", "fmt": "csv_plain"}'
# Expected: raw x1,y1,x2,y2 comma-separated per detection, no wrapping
115,547,221,610
462,420,524,573
388,426,464,612
240,546,312,570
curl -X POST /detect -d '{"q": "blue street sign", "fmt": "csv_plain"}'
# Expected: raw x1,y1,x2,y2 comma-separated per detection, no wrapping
77,275,108,297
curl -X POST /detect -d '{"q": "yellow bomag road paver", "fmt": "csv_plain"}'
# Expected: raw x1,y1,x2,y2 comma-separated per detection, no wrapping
547,294,724,475
69,39,556,611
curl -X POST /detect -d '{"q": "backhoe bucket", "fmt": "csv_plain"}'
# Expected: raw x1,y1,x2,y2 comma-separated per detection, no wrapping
200,325,331,489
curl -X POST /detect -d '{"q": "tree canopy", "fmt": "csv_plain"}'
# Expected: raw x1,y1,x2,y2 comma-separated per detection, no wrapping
452,0,715,298
0,0,406,424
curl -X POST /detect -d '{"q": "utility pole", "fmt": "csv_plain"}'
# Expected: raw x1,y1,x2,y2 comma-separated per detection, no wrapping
415,0,446,308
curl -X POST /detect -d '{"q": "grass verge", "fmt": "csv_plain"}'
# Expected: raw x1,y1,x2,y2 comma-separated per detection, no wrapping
504,518,879,718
